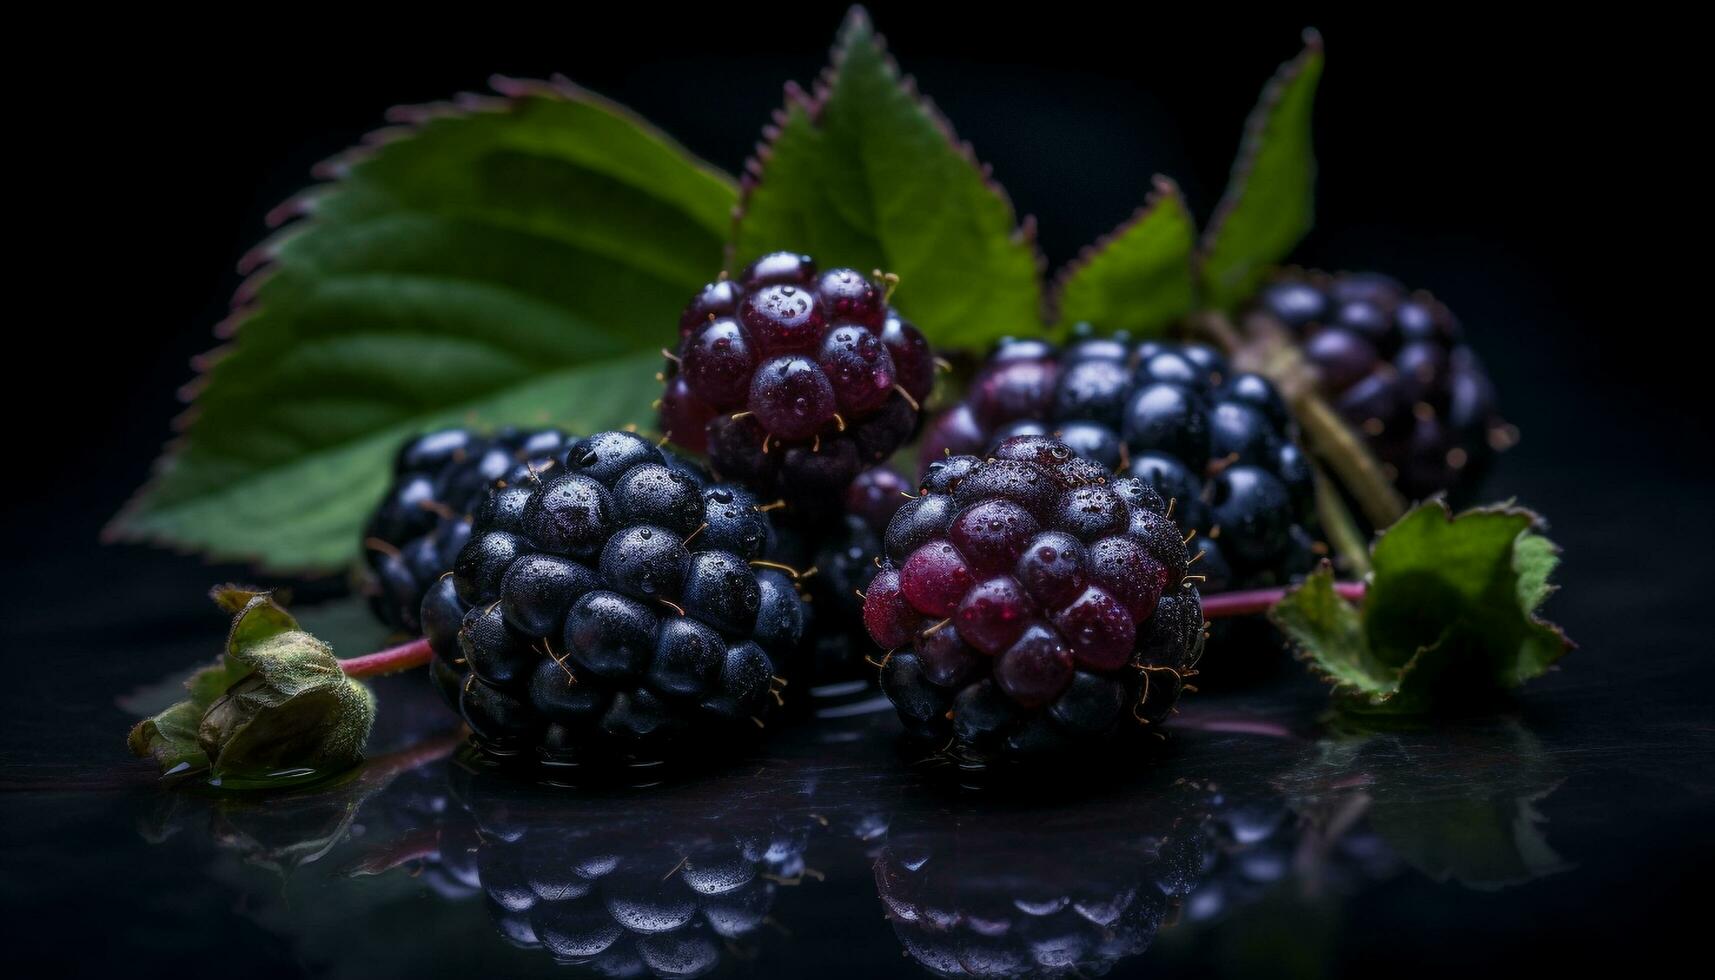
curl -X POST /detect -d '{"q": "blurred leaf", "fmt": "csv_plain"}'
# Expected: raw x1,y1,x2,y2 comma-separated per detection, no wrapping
732,8,1043,348
1200,31,1324,309
108,79,736,573
1051,177,1197,336
1271,500,1571,714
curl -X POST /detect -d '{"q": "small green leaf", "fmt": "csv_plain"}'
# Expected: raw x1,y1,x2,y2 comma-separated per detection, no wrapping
1200,30,1324,310
128,700,210,777
1271,500,1572,714
129,589,377,787
732,8,1043,348
1051,177,1196,337
108,80,736,573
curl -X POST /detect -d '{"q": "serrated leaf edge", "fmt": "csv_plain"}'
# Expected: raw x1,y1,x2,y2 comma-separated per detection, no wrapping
729,6,1045,290
104,76,734,572
1284,498,1573,711
1196,29,1323,287
1047,175,1191,331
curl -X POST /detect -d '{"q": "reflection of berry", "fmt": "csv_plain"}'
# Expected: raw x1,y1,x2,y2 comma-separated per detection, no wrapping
1254,271,1514,501
863,436,1205,764
364,428,571,633
874,788,1211,978
429,431,806,764
663,254,934,510
922,334,1322,594
448,754,816,978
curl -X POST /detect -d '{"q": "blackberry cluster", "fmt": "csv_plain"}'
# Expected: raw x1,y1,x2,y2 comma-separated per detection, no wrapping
1255,271,1513,501
660,252,935,512
364,427,572,633
861,436,1206,764
424,430,807,764
874,797,1209,978
922,335,1321,594
772,466,913,686
447,757,812,977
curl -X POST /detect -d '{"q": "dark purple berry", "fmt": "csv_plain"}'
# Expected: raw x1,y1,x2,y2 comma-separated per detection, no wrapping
816,268,886,328
1304,328,1378,393
1122,383,1211,468
681,318,757,410
740,251,816,289
748,355,836,442
679,279,743,337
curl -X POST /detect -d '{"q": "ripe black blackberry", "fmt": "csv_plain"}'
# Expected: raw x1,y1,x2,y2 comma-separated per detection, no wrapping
364,427,572,633
861,436,1205,764
1253,271,1514,502
660,252,935,512
425,430,807,765
445,753,813,974
922,334,1323,594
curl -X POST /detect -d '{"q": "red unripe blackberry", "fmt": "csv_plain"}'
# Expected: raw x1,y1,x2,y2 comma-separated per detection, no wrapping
862,436,1204,764
663,256,934,512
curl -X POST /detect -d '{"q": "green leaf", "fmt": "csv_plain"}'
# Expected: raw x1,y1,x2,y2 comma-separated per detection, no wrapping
108,79,737,573
128,700,209,778
1199,30,1324,310
731,8,1043,348
1051,177,1197,337
1270,500,1572,713
129,589,378,788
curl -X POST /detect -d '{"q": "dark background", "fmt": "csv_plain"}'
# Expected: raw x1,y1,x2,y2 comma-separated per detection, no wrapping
5,8,1713,976
7,4,1707,756
9,2,1708,759
12,7,1701,551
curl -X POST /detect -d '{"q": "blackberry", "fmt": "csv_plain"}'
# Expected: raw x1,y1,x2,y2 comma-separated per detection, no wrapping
444,753,814,976
769,466,913,688
428,430,806,765
862,436,1205,765
1253,271,1515,501
873,790,1211,978
923,334,1323,594
662,253,935,513
363,427,572,633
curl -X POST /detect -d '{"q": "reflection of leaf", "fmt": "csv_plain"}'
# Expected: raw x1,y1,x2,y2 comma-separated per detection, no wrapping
1271,500,1572,714
1281,719,1570,891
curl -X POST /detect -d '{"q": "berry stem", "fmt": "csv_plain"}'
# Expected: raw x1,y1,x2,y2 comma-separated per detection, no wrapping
339,636,432,678
1201,581,1367,620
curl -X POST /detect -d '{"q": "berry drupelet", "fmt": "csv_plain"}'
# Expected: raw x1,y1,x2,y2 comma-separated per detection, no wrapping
364,427,573,633
861,436,1206,765
922,334,1323,595
1253,271,1515,502
661,252,935,512
425,430,807,765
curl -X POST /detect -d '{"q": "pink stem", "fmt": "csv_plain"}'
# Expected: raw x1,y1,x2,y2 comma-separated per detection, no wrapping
339,637,432,678
1201,581,1367,620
